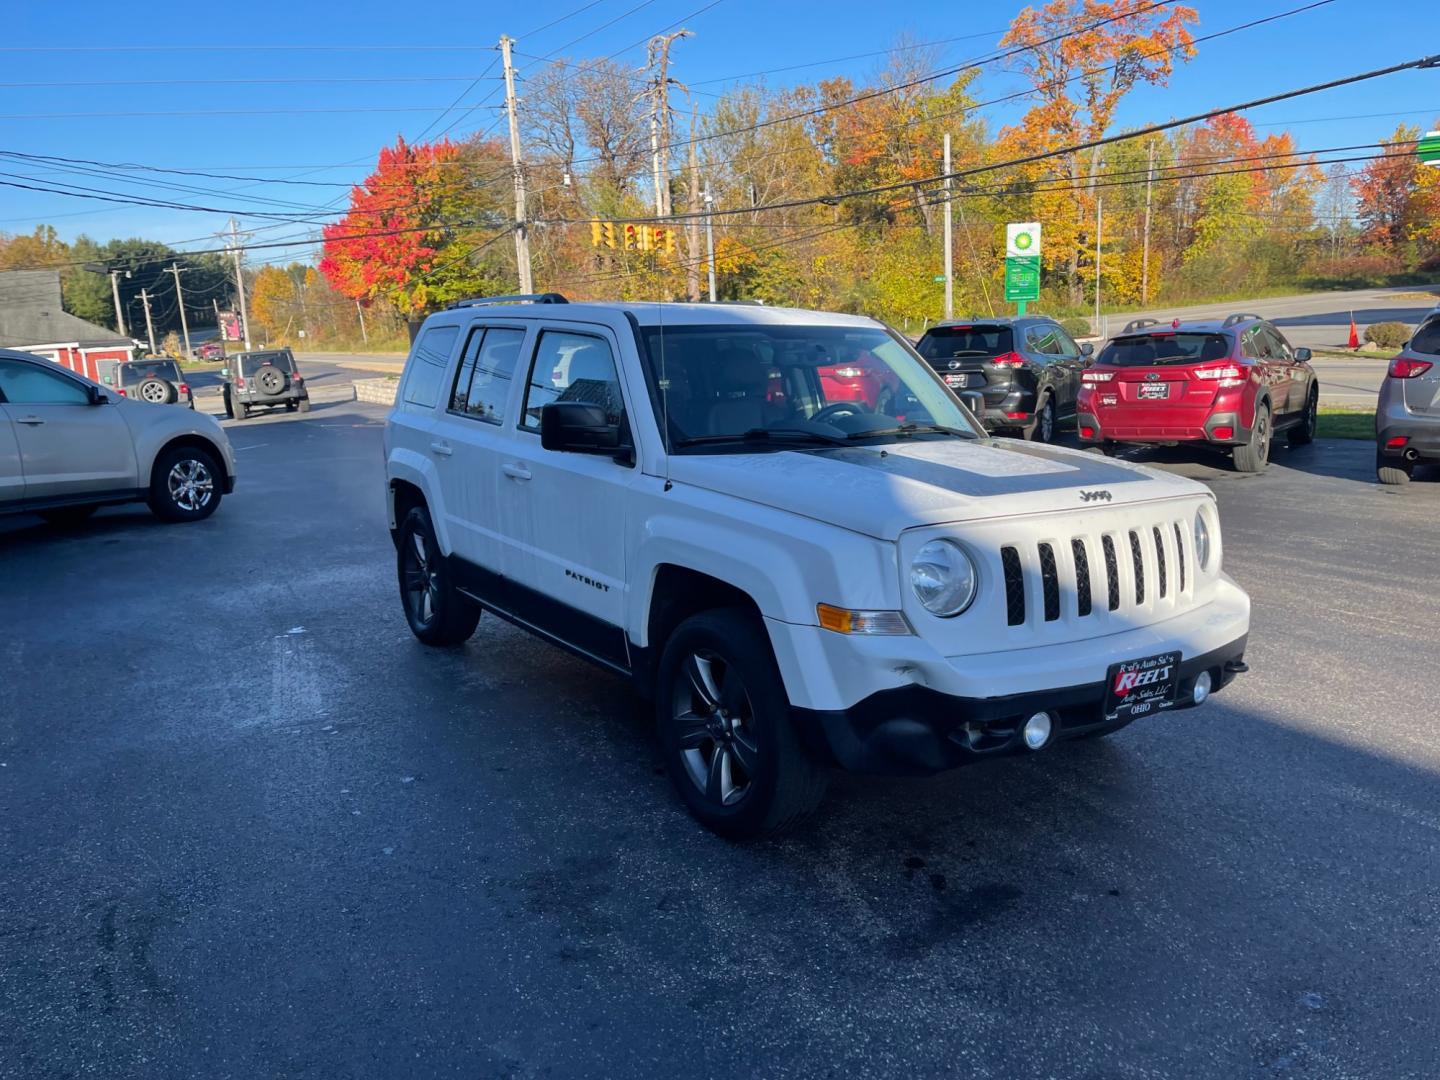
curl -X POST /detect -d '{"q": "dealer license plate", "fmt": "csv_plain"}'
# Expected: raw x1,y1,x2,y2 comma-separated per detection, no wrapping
944,373,978,389
1137,382,1170,400
1103,651,1181,722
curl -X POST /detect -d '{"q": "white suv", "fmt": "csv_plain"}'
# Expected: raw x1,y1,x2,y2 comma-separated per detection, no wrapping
384,295,1250,837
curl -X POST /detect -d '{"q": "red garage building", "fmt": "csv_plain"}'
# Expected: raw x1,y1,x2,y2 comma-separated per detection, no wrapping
0,269,136,380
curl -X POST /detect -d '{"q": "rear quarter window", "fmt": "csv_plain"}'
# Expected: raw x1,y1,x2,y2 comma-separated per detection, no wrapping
1410,320,1440,355
402,326,461,408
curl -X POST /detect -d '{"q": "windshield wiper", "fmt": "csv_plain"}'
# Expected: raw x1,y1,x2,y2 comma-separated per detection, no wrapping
848,423,978,440
672,427,851,448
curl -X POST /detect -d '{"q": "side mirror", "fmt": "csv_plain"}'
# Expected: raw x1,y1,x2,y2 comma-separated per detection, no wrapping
219,368,229,377
540,401,624,455
88,385,108,405
1294,347,1312,362
1080,342,1095,357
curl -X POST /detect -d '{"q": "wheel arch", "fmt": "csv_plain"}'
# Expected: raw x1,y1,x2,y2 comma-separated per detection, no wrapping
148,433,228,488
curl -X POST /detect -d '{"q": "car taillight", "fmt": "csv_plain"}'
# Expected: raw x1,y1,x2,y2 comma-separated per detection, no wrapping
117,389,127,396
1082,370,1113,382
179,384,189,394
237,377,246,389
1193,366,1242,380
292,373,302,382
1080,425,1096,439
988,352,1026,369
1386,436,1410,449
1389,357,1434,378
830,366,865,379
1212,426,1235,440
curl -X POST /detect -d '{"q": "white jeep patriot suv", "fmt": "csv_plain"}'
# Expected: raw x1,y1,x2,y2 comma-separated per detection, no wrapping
384,294,1250,837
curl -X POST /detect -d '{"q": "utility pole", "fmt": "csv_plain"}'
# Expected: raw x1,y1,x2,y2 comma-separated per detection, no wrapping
139,289,157,354
109,270,129,337
642,30,691,219
355,299,369,345
1093,192,1103,337
227,219,252,351
499,35,534,295
942,133,954,321
686,112,702,302
1141,141,1155,306
703,187,717,302
166,264,192,357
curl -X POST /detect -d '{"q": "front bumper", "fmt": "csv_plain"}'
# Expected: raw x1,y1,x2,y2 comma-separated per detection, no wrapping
769,576,1251,775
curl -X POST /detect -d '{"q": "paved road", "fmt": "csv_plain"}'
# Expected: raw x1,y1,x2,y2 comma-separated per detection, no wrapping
3,406,1438,1079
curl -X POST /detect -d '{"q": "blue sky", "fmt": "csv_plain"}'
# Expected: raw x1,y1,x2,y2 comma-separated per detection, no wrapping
2,0,1434,263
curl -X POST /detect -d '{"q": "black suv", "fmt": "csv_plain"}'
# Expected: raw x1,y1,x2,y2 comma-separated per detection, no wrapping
222,349,309,419
915,316,1092,442
101,357,194,409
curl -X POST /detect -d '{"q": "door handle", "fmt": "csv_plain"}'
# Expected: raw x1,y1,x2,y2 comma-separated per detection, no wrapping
501,463,532,481
15,416,44,426
429,441,453,457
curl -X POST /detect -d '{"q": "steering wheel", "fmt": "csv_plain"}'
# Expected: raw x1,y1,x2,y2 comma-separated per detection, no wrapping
811,401,868,424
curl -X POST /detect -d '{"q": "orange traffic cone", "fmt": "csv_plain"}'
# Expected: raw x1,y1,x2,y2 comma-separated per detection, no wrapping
1348,313,1360,350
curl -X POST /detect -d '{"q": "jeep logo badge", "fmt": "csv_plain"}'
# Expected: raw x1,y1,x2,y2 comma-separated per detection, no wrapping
1079,490,1113,503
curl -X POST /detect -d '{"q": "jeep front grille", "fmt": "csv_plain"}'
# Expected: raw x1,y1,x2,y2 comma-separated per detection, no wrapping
998,516,1195,629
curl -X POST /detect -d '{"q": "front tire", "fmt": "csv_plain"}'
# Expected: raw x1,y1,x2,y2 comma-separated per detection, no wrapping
396,506,480,646
1232,403,1271,473
148,444,223,522
1289,388,1318,446
656,609,827,838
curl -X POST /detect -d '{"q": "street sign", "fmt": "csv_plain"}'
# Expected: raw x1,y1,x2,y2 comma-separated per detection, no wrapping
1004,222,1041,308
933,275,947,282
1419,130,1440,168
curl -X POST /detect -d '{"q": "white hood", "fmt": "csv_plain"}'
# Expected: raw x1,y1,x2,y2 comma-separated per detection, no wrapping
665,438,1207,540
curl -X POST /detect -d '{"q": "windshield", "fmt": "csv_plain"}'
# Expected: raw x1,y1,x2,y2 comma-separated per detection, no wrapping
241,351,295,374
636,323,980,452
119,360,181,385
1097,332,1231,367
917,324,1014,361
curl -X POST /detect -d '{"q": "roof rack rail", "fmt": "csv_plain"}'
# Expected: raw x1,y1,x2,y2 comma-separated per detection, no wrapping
1120,317,1161,334
1221,312,1262,328
447,292,569,309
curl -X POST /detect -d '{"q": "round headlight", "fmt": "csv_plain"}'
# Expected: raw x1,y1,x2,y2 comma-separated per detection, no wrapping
910,539,978,617
1194,512,1212,571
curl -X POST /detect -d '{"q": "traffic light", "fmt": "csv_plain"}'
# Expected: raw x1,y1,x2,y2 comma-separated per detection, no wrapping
649,226,665,252
662,227,677,255
601,222,617,249
623,223,639,251
590,222,603,248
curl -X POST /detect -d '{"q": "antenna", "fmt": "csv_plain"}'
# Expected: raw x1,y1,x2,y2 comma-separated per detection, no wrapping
657,301,672,492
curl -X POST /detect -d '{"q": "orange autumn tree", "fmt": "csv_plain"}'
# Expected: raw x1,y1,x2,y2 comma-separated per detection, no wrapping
997,0,1198,304
1352,124,1423,250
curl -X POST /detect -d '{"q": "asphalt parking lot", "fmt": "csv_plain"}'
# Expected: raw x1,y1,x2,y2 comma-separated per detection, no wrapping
2,403,1439,1079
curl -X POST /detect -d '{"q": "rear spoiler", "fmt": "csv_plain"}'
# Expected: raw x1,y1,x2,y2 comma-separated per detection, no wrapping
1120,318,1160,334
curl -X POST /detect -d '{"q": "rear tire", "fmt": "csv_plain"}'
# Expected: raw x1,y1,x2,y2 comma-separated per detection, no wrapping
1288,388,1318,446
297,398,311,413
223,392,236,420
39,505,99,528
396,506,480,647
234,398,249,420
1027,394,1057,443
656,609,827,839
285,401,298,412
1376,448,1413,486
1232,403,1271,473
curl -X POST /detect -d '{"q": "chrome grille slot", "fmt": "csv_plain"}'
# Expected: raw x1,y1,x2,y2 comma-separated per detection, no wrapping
1001,546,1025,626
1102,535,1120,611
1153,526,1168,599
1072,538,1092,617
1038,543,1060,622
1129,530,1145,605
1173,522,1187,593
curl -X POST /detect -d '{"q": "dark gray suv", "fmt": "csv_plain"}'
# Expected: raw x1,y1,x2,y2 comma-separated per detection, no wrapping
915,316,1093,442
222,349,309,420
1376,314,1440,484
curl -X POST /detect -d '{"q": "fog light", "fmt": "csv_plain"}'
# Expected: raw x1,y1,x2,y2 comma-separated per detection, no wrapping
1192,670,1213,706
1022,711,1054,750
1080,425,1095,439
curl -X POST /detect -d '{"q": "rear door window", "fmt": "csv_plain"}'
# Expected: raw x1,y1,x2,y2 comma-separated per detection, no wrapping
449,326,526,424
918,325,1014,361
1098,333,1231,367
1025,325,1063,356
402,326,460,408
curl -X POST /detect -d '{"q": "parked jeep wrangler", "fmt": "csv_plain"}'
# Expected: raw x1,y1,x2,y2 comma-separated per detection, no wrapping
102,357,195,409
384,294,1251,837
222,349,309,419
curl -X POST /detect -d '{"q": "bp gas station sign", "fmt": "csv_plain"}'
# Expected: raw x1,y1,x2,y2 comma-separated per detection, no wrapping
1419,130,1440,168
1005,222,1041,311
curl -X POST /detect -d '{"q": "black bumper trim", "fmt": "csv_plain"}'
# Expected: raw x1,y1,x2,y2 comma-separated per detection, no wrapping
792,635,1248,776
1377,422,1440,461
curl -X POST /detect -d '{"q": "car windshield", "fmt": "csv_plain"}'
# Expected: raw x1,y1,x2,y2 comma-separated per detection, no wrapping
119,360,181,385
917,324,1015,361
1097,332,1230,367
241,352,295,374
1410,319,1440,356
636,323,980,452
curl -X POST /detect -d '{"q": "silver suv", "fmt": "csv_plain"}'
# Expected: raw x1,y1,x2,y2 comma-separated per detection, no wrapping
0,349,236,525
1376,314,1440,484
